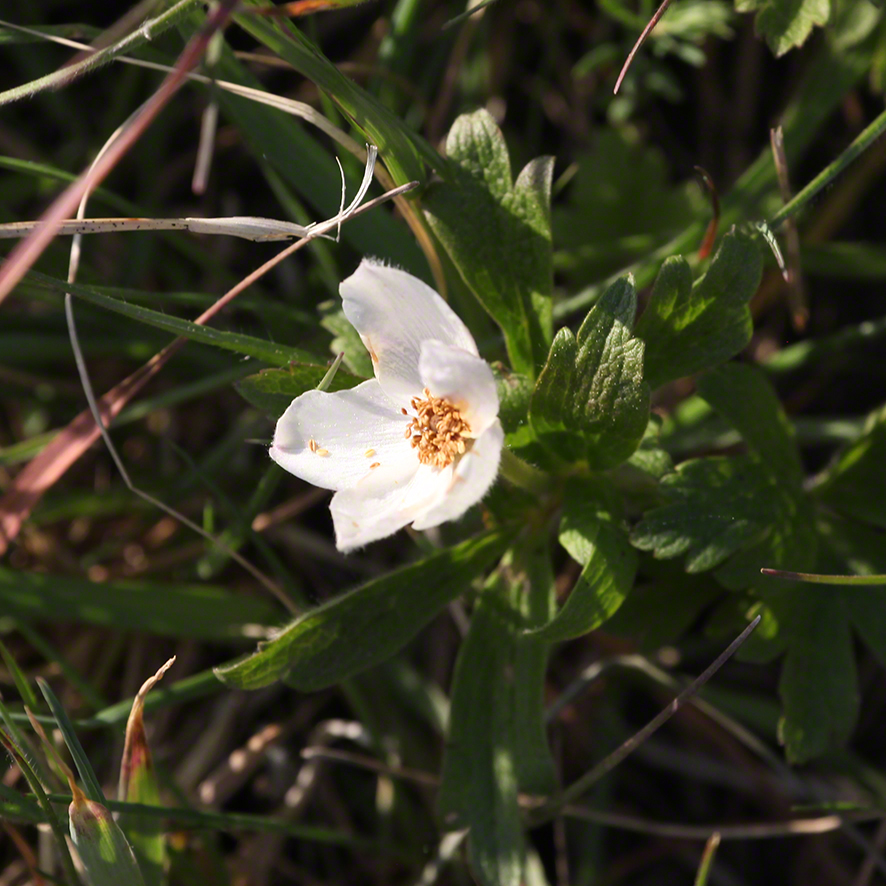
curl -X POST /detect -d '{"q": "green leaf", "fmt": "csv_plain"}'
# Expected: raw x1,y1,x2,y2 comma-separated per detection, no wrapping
636,231,763,389
424,109,554,376
118,670,169,886
530,277,650,469
0,569,281,640
633,365,815,588
438,576,525,886
493,364,535,448
772,584,857,763
736,0,831,56
529,480,637,642
214,530,512,691
24,269,315,367
235,364,363,419
816,402,886,529
0,639,40,711
631,456,777,572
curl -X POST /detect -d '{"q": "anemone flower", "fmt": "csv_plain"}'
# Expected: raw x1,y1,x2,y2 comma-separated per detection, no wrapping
270,259,503,551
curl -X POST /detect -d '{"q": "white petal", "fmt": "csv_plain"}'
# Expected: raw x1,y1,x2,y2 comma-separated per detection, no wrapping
411,421,504,530
419,340,500,436
341,259,479,404
331,462,448,551
269,379,416,492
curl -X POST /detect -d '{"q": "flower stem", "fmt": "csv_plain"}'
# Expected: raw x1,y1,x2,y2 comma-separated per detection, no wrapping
499,447,550,496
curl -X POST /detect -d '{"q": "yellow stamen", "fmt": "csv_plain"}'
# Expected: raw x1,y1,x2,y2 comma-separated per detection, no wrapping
364,448,376,458
404,388,471,468
316,448,329,457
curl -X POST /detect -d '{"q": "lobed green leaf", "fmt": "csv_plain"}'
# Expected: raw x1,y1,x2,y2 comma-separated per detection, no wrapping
530,277,650,469
633,366,815,586
631,456,779,572
736,0,831,57
697,363,804,488
636,230,763,389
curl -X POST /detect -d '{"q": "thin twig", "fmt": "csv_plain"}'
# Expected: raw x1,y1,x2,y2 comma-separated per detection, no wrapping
613,0,673,95
526,615,761,826
299,743,884,842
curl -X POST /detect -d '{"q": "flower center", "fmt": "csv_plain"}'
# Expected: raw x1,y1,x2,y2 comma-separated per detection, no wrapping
405,388,472,468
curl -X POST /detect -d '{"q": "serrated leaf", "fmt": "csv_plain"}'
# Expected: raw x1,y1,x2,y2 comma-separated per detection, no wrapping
493,365,534,440
737,0,831,56
631,457,776,572
215,530,512,691
530,277,650,469
424,109,553,376
816,402,886,529
636,231,763,389
633,365,815,587
529,481,636,642
773,585,857,763
438,576,525,886
625,418,674,481
235,364,363,419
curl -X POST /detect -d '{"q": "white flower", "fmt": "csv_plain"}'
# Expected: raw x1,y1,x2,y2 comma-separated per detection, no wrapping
270,259,504,552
